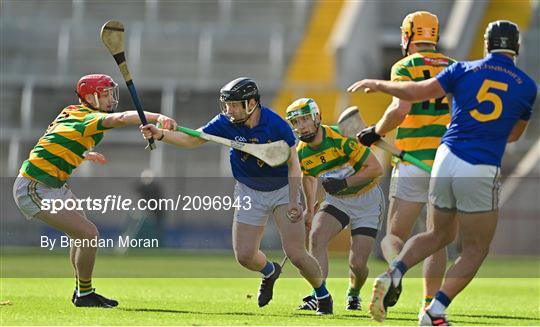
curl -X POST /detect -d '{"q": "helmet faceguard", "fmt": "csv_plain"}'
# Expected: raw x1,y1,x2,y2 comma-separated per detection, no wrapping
285,98,321,143
400,11,439,56
484,20,520,56
219,99,258,125
76,74,119,113
219,77,260,125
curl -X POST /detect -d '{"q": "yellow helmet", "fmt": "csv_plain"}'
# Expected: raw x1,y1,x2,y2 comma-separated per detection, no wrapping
285,98,321,142
401,11,439,51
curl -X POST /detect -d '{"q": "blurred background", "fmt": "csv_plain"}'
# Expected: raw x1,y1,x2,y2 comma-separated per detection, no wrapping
1,0,538,257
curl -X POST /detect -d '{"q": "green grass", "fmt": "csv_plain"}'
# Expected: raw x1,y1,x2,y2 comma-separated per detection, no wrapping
1,250,539,326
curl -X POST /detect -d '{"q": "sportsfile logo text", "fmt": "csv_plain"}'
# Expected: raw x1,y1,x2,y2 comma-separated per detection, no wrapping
40,194,252,214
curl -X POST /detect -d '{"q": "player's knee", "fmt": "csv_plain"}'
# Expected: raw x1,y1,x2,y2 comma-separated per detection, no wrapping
430,229,453,249
234,251,256,267
309,231,329,252
386,227,409,242
349,260,368,276
441,232,455,247
283,248,306,265
382,233,405,249
462,243,490,262
380,234,404,262
75,223,99,241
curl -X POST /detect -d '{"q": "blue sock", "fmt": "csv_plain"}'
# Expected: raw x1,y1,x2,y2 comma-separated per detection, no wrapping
314,281,329,299
260,261,275,278
434,291,451,307
391,260,408,276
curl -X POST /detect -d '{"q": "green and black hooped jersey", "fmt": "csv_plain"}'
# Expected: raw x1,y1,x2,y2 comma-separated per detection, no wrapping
20,105,111,188
391,49,456,166
297,125,377,197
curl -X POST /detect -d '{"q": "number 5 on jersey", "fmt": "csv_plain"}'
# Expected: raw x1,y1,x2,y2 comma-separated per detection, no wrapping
470,79,508,122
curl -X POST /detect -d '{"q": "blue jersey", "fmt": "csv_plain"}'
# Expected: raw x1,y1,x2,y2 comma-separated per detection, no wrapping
436,54,537,166
202,106,296,191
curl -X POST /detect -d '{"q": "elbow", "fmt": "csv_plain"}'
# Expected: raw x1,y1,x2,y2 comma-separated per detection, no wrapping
507,134,520,143
369,159,385,178
372,164,384,178
361,164,384,180
108,112,129,128
116,112,130,126
387,101,409,121
391,107,409,122
507,129,525,143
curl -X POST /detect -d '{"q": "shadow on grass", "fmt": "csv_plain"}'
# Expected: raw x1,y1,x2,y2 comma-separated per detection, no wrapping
451,312,540,321
119,307,414,322
119,307,539,324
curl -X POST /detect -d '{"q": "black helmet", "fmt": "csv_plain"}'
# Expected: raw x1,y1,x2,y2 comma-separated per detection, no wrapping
219,77,261,125
219,77,260,103
485,20,520,55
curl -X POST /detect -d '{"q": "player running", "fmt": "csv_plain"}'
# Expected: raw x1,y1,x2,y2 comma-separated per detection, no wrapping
285,98,384,313
354,11,456,315
349,20,537,325
140,77,332,314
13,74,177,307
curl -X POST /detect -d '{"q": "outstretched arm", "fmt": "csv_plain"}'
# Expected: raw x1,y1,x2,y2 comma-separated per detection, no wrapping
140,124,207,148
102,111,177,129
348,78,446,103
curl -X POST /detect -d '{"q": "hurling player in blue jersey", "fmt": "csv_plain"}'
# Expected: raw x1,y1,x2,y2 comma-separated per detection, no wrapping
140,77,332,314
348,20,537,325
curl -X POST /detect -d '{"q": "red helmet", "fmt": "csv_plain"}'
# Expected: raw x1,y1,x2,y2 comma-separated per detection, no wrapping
76,74,118,111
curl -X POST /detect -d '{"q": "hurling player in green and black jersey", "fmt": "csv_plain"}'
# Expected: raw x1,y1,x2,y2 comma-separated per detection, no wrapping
285,98,385,312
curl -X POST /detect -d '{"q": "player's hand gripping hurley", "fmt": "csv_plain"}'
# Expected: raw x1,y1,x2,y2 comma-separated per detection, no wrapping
101,20,156,150
337,106,432,173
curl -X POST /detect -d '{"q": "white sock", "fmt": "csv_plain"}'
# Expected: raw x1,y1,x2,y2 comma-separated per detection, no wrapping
78,289,94,297
427,298,447,315
390,268,402,288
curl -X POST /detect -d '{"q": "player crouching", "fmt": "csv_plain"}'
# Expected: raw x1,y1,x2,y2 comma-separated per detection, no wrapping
285,98,385,313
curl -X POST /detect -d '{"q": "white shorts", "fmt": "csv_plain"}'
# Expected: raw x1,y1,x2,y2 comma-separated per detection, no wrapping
13,175,75,220
429,144,501,213
233,182,293,227
321,185,385,236
389,162,430,203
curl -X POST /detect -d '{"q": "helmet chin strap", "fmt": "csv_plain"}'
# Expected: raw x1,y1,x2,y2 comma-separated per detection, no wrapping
94,93,116,113
402,22,415,56
94,93,101,110
402,34,413,56
230,101,258,125
299,133,317,142
299,120,321,143
75,91,115,113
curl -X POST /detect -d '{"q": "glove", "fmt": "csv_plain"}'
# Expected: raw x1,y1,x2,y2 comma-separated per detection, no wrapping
321,177,348,195
357,125,381,147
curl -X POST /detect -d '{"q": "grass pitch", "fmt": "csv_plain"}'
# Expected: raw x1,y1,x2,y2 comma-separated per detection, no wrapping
1,250,539,326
